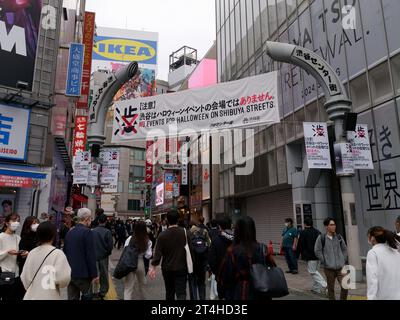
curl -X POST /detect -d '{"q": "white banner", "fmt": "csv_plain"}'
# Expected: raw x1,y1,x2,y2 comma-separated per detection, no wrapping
334,143,355,176
347,124,374,170
100,165,119,185
101,194,115,212
102,184,118,193
0,104,30,161
87,163,100,186
73,166,89,185
74,151,91,166
99,149,120,166
112,72,280,142
303,122,332,169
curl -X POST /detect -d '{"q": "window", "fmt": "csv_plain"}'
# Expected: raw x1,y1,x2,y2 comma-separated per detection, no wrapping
128,200,141,211
131,148,145,160
129,166,145,183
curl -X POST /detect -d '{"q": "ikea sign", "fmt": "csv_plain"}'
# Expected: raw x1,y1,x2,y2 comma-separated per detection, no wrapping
93,36,157,65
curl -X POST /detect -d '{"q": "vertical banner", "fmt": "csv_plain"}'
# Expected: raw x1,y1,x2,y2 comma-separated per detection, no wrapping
72,116,88,156
145,141,154,183
156,183,164,206
181,141,188,185
165,172,174,199
66,43,85,96
347,124,374,170
73,151,90,185
303,122,332,169
77,12,96,109
87,163,100,186
334,142,354,176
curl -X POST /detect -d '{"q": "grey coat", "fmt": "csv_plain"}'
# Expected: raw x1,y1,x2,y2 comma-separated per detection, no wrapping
314,233,348,270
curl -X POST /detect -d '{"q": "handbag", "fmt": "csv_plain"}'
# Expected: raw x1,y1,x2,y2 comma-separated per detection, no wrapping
0,236,19,286
113,237,139,279
184,229,193,274
250,244,289,298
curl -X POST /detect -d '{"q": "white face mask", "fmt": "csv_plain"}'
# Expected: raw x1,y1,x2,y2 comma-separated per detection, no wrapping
10,221,20,231
285,223,289,227
31,223,39,232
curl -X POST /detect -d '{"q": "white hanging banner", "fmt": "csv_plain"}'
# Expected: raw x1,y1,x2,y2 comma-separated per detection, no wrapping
334,142,355,176
112,72,280,142
87,163,100,186
73,166,89,185
303,122,332,169
100,165,119,185
347,124,374,170
99,149,120,166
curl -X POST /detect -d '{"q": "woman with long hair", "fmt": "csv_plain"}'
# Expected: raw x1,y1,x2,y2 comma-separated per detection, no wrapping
218,216,276,300
366,226,400,300
0,213,25,300
122,221,152,300
18,216,39,273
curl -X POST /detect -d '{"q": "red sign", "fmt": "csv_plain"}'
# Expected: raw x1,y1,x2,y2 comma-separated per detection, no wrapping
145,140,154,183
0,175,33,188
76,12,95,109
72,116,88,156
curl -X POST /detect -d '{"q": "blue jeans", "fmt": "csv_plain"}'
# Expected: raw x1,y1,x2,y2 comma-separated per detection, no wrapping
283,247,298,272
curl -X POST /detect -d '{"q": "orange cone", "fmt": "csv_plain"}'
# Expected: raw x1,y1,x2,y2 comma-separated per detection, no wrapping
268,240,274,255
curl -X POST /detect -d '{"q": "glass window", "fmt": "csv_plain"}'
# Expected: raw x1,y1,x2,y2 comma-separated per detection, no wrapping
391,54,400,95
218,31,222,81
246,0,255,59
235,4,242,70
128,200,141,211
133,148,145,160
369,62,393,105
268,0,278,36
277,0,286,27
260,0,269,44
230,12,237,75
221,24,227,81
240,0,248,62
217,0,221,31
382,0,400,56
253,0,262,54
129,166,145,182
349,73,370,112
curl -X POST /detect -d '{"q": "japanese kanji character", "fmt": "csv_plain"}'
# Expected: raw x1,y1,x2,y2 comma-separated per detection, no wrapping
296,49,303,57
240,97,247,106
303,53,311,61
329,84,338,92
384,172,400,209
379,126,392,159
365,174,383,210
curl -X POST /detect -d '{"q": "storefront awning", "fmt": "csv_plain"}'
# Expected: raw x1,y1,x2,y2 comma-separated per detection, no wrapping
0,164,47,179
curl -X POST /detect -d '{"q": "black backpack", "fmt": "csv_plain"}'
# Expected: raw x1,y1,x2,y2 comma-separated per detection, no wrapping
191,229,208,255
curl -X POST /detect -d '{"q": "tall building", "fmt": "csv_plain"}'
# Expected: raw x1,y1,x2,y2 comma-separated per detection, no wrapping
216,0,400,257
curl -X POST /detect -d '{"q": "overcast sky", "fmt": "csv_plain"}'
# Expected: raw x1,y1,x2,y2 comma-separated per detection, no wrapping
83,0,216,81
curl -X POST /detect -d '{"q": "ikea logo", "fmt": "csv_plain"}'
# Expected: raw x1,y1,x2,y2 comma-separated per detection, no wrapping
93,37,157,65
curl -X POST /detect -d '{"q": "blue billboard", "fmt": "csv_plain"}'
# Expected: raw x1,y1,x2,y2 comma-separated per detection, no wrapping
66,43,85,96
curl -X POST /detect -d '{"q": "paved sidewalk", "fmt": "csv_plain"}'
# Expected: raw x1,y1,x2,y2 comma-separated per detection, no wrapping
274,255,367,300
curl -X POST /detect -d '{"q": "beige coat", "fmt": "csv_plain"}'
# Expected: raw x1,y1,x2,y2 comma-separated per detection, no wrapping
21,244,71,300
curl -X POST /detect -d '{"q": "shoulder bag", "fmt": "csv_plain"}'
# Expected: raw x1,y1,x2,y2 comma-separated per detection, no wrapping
113,236,139,279
0,236,19,286
184,228,193,274
250,243,289,299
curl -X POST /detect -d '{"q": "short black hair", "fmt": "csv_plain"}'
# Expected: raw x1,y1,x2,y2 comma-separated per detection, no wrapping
37,222,56,244
167,210,179,225
323,217,336,226
2,200,12,207
98,214,108,224
218,216,232,230
285,218,293,224
95,208,104,216
304,217,313,227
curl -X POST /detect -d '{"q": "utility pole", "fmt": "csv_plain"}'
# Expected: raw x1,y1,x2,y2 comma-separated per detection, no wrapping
266,41,362,282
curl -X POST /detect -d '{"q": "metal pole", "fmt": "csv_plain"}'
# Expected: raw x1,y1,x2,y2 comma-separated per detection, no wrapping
266,41,363,282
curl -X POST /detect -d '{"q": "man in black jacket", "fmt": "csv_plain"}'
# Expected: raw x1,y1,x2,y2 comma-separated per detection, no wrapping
64,208,98,300
208,216,234,299
297,218,327,295
92,214,113,299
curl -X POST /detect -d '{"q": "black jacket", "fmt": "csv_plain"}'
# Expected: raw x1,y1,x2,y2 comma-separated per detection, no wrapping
64,224,98,279
18,232,38,272
297,227,321,261
208,230,234,275
92,225,113,260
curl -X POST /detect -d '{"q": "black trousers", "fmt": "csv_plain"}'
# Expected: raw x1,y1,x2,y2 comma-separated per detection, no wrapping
161,270,187,300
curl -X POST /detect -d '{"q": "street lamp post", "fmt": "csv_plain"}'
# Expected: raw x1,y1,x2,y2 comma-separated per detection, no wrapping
266,41,362,282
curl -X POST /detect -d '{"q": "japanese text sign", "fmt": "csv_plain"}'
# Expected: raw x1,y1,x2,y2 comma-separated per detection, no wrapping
347,124,374,170
72,116,88,156
66,43,85,96
304,122,332,169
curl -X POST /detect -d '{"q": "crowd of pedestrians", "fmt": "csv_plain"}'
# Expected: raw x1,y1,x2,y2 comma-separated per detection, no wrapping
0,205,399,301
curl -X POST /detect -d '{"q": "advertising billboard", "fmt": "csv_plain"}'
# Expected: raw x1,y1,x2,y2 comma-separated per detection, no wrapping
0,0,43,90
92,27,158,100
156,183,164,207
0,104,30,161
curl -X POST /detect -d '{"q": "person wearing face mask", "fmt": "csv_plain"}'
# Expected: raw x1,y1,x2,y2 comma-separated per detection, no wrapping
366,227,400,300
63,208,98,300
0,213,26,300
18,217,39,274
280,218,299,274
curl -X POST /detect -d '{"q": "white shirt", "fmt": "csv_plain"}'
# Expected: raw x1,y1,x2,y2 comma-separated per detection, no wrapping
0,232,20,275
21,245,71,300
366,243,400,300
124,236,152,259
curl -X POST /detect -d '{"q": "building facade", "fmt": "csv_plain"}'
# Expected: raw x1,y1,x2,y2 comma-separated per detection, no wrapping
216,0,400,256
